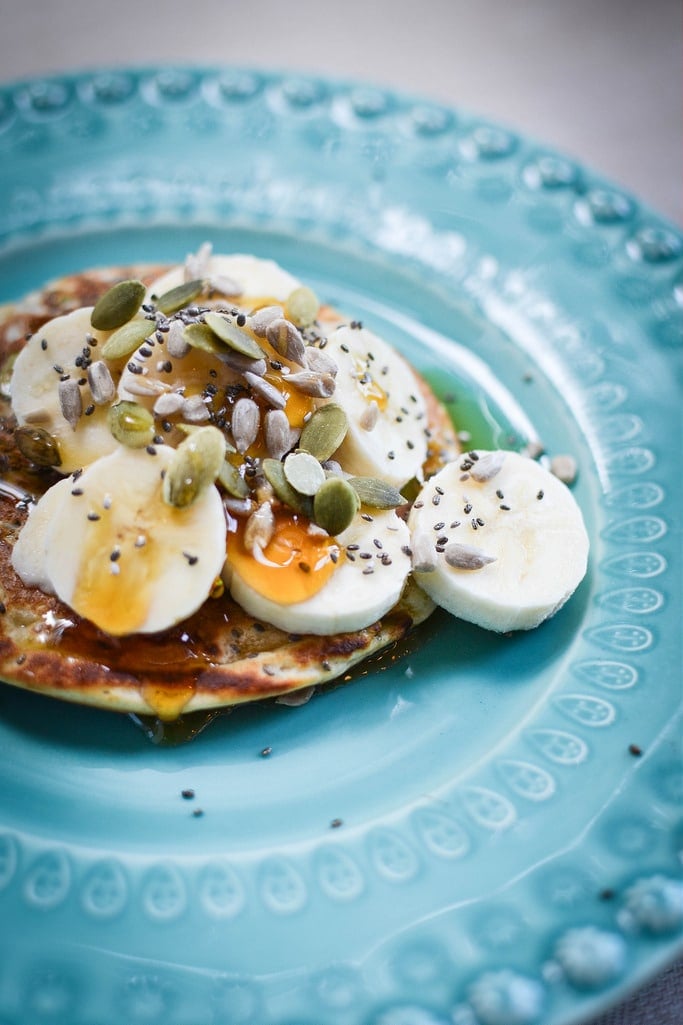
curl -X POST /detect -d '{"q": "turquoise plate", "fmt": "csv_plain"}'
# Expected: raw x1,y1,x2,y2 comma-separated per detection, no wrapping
0,67,681,1025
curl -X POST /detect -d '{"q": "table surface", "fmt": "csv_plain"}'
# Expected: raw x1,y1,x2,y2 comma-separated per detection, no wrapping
1,1,681,1023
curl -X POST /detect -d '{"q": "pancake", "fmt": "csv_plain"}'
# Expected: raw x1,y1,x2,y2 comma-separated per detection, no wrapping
0,259,459,721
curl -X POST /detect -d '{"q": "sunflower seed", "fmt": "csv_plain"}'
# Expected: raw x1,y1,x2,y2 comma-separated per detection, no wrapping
210,274,242,297
444,542,496,570
91,279,146,331
469,450,506,482
58,379,83,429
284,451,326,496
244,371,286,409
232,397,260,453
285,370,336,398
265,408,297,460
244,502,275,553
299,403,348,461
184,241,212,281
180,394,211,423
305,347,338,377
550,453,577,485
313,477,359,535
153,392,186,417
359,400,379,432
165,319,191,358
266,318,307,366
249,305,283,337
410,531,437,573
87,360,116,405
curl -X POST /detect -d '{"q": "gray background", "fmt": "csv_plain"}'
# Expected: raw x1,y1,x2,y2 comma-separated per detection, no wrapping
1,1,681,1023
1,0,680,223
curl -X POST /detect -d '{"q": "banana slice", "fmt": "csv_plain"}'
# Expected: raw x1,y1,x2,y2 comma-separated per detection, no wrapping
408,451,589,632
225,507,413,635
318,324,429,490
10,476,75,593
146,252,302,307
10,307,122,474
41,445,226,636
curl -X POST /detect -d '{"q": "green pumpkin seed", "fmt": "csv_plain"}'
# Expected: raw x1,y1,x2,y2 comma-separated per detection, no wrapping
217,459,250,499
91,279,146,331
100,316,153,360
285,286,319,329
283,451,325,496
313,477,359,535
348,476,405,509
183,322,224,356
262,457,313,518
155,279,205,315
108,401,155,448
162,426,226,508
298,403,348,461
204,312,265,360
14,425,62,467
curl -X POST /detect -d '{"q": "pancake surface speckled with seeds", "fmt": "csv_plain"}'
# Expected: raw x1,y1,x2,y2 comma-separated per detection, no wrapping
0,261,459,720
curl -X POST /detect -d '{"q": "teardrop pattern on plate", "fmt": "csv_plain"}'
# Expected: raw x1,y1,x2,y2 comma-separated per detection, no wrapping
80,858,129,919
258,857,307,914
197,860,246,919
411,807,471,859
526,728,589,765
314,847,365,902
605,447,656,476
601,516,667,544
23,849,71,910
497,760,556,802
140,862,187,921
368,828,420,883
601,551,667,578
571,659,639,691
597,587,664,615
583,623,654,653
461,787,517,831
554,694,616,728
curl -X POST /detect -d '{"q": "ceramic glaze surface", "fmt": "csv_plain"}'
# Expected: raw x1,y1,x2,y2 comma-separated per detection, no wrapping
0,67,681,1025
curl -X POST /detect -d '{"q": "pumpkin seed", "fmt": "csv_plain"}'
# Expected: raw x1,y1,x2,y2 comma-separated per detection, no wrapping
162,426,226,508
313,477,359,536
91,279,146,331
285,286,319,329
262,457,313,517
155,278,206,315
183,322,224,356
100,316,153,360
204,312,264,360
217,458,250,499
348,476,405,509
58,379,83,429
299,403,348,461
108,401,155,448
444,542,496,571
284,451,325,496
14,425,62,467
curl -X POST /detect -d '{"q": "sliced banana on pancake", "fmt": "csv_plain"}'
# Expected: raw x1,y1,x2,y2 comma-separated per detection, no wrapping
318,324,430,489
408,450,589,632
224,507,412,635
146,251,302,308
38,445,226,636
10,307,122,473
